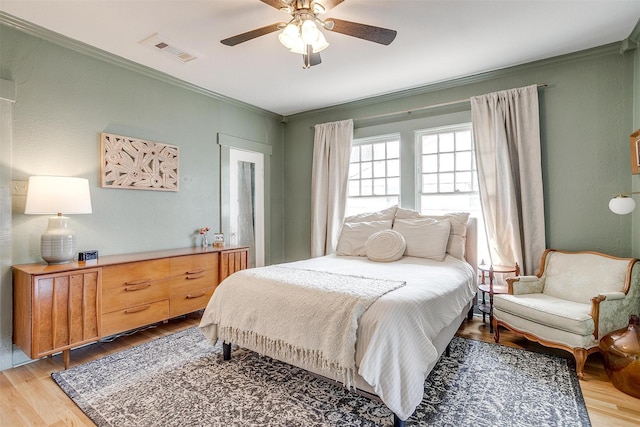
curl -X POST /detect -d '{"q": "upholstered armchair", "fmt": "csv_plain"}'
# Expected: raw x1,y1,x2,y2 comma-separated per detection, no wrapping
493,249,640,379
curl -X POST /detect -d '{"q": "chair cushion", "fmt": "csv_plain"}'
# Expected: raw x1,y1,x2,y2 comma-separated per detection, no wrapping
543,251,631,304
494,293,594,336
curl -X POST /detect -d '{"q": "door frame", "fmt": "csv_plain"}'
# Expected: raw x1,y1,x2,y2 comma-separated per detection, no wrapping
218,133,272,266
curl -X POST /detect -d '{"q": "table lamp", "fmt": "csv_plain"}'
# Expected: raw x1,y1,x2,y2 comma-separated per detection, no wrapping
24,176,92,264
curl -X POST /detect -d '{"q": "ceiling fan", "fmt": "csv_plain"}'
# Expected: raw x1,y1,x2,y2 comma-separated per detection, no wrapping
221,0,397,69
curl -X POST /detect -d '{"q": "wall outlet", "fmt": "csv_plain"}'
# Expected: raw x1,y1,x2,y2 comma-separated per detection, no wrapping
11,180,28,196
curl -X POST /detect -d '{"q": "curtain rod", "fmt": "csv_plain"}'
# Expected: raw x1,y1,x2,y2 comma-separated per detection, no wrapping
310,83,548,129
352,83,548,123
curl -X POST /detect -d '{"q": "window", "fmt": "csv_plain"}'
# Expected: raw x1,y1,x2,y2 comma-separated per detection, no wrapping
417,124,479,214
346,135,400,216
417,123,489,262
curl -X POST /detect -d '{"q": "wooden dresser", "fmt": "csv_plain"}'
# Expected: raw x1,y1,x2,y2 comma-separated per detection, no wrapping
13,246,248,368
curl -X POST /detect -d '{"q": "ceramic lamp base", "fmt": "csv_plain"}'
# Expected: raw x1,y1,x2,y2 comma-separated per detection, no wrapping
41,216,76,264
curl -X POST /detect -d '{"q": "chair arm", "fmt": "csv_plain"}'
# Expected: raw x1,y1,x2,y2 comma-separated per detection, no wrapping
597,291,626,301
590,291,638,339
507,276,544,295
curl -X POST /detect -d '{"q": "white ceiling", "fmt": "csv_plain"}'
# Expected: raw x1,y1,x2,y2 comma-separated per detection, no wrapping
1,1,639,116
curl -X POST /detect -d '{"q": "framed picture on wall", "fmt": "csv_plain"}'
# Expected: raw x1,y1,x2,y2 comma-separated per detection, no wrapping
632,129,640,175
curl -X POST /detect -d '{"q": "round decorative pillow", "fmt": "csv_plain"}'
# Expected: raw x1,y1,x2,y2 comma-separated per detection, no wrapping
365,229,406,262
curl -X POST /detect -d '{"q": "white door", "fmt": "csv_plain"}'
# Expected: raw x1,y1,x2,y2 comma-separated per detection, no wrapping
229,148,264,267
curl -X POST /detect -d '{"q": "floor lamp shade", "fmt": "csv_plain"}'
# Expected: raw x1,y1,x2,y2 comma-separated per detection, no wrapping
25,176,92,264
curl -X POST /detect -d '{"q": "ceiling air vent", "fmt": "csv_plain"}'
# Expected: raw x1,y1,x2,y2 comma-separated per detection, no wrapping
139,33,198,63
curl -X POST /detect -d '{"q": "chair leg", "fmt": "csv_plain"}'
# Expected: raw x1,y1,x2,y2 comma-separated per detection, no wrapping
573,348,587,380
493,321,500,343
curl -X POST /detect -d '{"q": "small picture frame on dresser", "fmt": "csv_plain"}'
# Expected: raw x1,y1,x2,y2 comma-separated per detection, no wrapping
631,129,640,175
213,233,225,248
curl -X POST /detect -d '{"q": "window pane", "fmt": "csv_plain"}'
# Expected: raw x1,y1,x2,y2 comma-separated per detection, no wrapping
387,141,399,158
456,131,471,151
373,160,386,178
440,133,454,152
456,151,472,170
361,179,372,195
422,174,437,193
373,178,386,195
361,162,372,179
439,153,454,172
422,135,437,154
455,171,472,192
360,144,372,161
349,163,360,179
387,177,399,194
348,180,360,196
387,159,399,176
439,172,454,192
423,154,437,173
345,196,399,216
350,145,360,162
373,142,386,160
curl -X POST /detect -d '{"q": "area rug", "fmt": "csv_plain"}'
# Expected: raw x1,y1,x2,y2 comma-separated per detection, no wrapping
52,327,590,427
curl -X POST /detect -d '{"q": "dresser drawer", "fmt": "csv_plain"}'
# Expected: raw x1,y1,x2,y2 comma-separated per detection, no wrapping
101,300,169,337
170,253,218,276
170,286,215,317
102,260,170,290
170,268,218,297
101,278,169,314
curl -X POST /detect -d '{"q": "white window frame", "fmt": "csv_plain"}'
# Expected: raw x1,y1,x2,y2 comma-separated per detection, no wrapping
346,134,400,216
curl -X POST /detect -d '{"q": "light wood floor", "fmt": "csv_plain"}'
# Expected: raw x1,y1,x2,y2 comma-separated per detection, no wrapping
1,314,639,426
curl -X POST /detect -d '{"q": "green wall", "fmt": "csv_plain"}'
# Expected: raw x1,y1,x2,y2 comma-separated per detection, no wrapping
283,44,638,262
0,22,285,369
633,44,640,258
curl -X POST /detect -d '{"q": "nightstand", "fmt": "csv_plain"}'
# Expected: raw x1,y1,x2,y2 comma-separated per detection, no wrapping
478,262,520,333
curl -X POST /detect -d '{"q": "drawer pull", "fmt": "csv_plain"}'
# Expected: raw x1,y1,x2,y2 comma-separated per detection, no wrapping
126,279,151,286
125,283,152,292
186,292,206,299
186,268,205,275
124,305,151,314
186,274,206,280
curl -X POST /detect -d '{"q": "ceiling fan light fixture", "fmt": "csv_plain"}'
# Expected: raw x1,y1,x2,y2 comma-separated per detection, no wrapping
289,37,307,54
301,19,320,44
278,22,300,49
311,31,329,52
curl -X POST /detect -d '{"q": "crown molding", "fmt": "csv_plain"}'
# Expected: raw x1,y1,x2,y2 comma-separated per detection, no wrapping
0,12,283,121
286,42,623,121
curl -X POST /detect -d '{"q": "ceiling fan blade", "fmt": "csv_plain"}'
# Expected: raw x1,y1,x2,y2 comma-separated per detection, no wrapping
259,0,289,10
220,23,283,46
326,18,397,45
315,0,344,12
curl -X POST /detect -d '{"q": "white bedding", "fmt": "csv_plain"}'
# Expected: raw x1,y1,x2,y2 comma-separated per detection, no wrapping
199,253,476,421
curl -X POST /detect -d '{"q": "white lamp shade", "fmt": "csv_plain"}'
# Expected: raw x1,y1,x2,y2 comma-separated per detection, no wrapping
25,176,92,215
25,176,92,264
609,196,636,215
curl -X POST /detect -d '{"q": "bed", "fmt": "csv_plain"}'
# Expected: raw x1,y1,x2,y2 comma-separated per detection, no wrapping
200,208,478,426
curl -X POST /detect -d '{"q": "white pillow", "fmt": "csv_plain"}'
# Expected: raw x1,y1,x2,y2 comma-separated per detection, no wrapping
365,230,406,262
336,220,392,256
395,209,469,260
344,205,397,223
392,218,451,261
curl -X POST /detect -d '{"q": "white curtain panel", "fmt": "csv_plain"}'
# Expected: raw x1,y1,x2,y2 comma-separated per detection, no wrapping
311,119,354,257
470,85,546,275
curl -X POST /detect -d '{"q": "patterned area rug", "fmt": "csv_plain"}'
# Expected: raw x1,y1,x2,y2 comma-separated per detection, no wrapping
52,327,590,427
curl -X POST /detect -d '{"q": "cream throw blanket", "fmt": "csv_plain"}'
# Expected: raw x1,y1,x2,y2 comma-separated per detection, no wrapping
201,266,405,387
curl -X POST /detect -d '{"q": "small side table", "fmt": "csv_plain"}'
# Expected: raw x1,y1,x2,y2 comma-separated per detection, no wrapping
478,263,520,333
